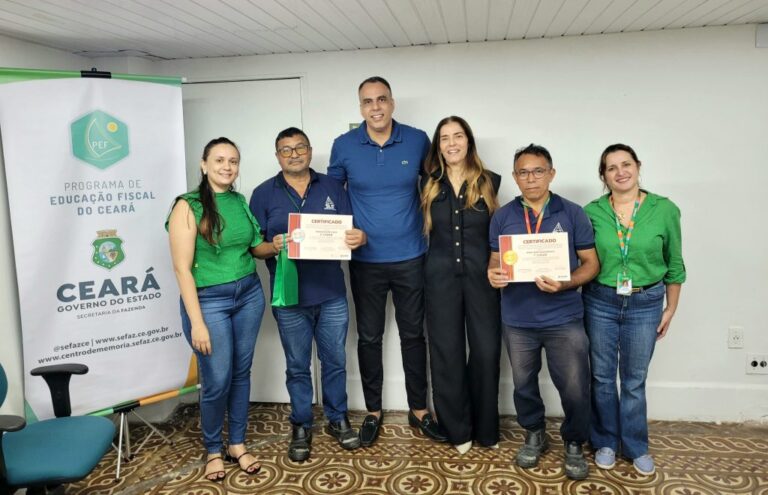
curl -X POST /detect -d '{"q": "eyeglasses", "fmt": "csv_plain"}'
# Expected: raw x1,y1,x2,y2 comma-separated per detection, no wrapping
514,167,550,180
277,144,310,158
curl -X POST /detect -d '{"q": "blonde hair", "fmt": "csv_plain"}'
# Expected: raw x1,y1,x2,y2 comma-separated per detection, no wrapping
421,116,498,234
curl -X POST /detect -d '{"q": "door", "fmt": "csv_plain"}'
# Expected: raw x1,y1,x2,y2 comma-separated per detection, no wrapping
182,78,303,402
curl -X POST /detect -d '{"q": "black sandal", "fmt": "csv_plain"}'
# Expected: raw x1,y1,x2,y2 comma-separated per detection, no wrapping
204,454,226,482
225,450,261,475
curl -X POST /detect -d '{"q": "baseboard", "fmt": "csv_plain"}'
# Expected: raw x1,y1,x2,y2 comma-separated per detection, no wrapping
345,376,768,423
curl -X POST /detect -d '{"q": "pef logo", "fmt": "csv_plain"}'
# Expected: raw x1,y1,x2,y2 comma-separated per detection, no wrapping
71,110,129,169
92,229,125,270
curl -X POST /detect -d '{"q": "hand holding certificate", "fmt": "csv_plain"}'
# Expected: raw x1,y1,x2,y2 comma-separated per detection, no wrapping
498,232,571,283
287,213,353,260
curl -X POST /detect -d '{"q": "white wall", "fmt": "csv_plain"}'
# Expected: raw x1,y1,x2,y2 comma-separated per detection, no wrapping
4,25,767,422
0,35,94,415
151,24,767,422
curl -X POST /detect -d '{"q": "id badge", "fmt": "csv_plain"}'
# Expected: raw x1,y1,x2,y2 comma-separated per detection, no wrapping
616,271,633,296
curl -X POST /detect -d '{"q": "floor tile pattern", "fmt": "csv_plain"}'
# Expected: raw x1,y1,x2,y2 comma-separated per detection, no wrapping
60,403,768,495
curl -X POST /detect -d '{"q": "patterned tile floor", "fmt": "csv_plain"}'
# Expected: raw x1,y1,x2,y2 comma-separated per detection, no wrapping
63,403,768,495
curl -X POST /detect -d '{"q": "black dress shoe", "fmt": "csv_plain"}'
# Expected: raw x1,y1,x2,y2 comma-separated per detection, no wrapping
326,417,361,450
408,410,448,443
288,424,312,462
359,413,382,447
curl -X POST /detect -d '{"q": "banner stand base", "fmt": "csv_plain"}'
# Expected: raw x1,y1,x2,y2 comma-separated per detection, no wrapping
112,408,175,481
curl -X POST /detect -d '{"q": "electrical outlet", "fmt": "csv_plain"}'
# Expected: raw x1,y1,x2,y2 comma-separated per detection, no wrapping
728,326,744,349
746,354,768,375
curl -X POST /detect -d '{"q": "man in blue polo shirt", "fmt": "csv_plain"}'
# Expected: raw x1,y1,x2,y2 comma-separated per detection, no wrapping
250,127,367,462
487,144,599,480
328,76,446,446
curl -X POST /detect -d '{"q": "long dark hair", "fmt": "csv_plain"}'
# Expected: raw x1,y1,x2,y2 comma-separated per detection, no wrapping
198,137,239,245
421,116,498,233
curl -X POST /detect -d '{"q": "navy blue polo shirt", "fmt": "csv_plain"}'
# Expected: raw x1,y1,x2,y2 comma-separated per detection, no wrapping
328,120,429,263
489,193,595,328
250,169,351,307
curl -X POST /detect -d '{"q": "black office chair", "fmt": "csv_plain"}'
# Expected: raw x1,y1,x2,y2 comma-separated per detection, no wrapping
0,362,115,494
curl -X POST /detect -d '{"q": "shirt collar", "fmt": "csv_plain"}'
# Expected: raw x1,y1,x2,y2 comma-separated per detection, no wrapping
429,167,489,183
274,168,318,188
515,192,563,215
597,189,654,214
357,119,402,146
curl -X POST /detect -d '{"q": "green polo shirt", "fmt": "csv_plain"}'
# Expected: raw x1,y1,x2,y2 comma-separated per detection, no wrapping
168,190,263,288
585,191,686,287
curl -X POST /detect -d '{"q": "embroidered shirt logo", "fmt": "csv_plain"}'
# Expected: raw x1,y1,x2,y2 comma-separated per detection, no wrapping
401,160,409,166
324,196,336,211
553,222,564,233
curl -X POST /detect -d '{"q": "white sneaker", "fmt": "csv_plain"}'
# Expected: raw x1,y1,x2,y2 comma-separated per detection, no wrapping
455,441,472,455
633,454,655,475
594,447,616,469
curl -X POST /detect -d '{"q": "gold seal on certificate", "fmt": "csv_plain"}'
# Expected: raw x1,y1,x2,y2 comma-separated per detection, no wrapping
498,232,571,283
287,213,353,260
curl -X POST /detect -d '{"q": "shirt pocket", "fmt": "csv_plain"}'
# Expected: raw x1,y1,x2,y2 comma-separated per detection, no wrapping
432,189,448,203
473,196,489,212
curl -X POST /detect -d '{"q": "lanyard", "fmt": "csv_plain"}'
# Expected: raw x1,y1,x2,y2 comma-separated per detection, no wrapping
522,195,550,234
282,180,311,213
612,194,641,267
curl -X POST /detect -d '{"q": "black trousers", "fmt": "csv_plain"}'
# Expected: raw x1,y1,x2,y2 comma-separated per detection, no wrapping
425,273,501,446
349,256,427,412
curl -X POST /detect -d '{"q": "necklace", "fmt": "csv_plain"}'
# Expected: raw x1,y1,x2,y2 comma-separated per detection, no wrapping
610,192,640,222
609,196,620,218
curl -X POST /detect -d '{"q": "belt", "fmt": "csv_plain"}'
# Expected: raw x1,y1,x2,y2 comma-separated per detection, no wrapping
597,281,662,293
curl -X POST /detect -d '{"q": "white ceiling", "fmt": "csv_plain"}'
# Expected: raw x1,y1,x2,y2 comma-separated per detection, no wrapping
1,0,767,60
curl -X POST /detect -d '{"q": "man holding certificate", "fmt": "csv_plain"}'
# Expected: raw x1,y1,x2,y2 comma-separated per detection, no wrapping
487,144,599,480
250,127,366,462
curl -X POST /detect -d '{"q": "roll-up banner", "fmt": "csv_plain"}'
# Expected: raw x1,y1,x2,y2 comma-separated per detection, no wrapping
0,68,194,420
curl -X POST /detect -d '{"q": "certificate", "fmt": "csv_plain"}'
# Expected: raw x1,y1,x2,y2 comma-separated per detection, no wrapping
287,213,353,260
498,232,571,283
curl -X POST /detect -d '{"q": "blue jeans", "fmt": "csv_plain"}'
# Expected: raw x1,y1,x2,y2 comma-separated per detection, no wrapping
274,296,349,427
180,273,265,454
503,319,591,443
583,281,665,459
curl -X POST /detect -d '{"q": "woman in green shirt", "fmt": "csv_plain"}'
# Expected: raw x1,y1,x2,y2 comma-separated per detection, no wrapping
168,137,274,482
583,144,685,476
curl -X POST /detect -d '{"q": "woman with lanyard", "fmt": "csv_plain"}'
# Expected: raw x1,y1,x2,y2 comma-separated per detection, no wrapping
583,143,685,476
168,137,274,482
421,116,501,454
